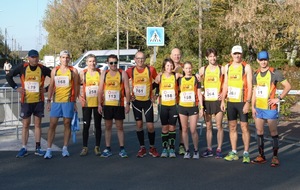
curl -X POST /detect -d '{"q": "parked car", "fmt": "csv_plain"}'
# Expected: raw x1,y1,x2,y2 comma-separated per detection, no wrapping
73,49,138,73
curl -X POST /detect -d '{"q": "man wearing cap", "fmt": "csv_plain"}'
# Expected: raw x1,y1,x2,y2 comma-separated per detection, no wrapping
6,49,52,157
44,50,79,159
221,45,253,163
251,50,291,167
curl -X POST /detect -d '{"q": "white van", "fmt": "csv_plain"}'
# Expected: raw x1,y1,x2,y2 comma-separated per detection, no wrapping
72,49,138,73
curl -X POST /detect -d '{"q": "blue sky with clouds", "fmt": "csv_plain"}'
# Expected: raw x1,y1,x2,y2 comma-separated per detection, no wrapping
0,0,49,51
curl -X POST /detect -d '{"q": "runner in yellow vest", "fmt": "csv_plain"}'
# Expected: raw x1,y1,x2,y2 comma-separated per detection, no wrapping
78,54,102,156
6,49,51,157
221,45,252,163
45,50,79,159
126,51,160,158
98,54,130,158
154,58,181,158
178,61,204,159
251,51,291,167
199,48,225,159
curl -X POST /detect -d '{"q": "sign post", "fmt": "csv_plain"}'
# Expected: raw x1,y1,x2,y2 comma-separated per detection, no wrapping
146,27,165,65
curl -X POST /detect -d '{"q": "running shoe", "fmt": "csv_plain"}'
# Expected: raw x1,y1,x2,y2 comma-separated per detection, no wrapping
149,147,160,158
62,148,70,157
16,148,28,158
201,149,213,158
80,147,88,156
193,151,199,159
44,149,52,159
94,146,101,156
184,152,191,159
178,145,185,155
136,147,147,158
35,148,46,156
224,151,239,161
271,156,280,167
100,149,112,158
243,152,250,164
251,155,267,164
169,149,176,158
119,149,128,158
215,149,223,159
161,148,168,158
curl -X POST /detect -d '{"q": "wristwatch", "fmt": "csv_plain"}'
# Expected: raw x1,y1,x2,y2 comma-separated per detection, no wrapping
277,95,282,100
246,99,251,103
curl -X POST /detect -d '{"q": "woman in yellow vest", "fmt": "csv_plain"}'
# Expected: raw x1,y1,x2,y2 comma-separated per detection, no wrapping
178,61,203,159
154,58,181,158
78,54,102,156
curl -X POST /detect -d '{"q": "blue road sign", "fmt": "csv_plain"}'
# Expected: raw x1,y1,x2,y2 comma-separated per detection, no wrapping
146,27,165,46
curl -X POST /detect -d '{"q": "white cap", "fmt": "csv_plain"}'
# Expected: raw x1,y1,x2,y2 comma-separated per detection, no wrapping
231,45,243,54
60,50,70,57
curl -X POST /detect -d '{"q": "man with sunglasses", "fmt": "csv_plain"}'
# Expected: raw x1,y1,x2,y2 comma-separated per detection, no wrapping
6,49,51,157
126,51,160,158
221,45,253,163
98,54,131,158
251,51,291,167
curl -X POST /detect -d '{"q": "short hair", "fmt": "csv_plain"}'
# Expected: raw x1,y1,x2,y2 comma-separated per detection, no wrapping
106,54,118,62
86,54,96,62
206,48,217,57
162,58,175,72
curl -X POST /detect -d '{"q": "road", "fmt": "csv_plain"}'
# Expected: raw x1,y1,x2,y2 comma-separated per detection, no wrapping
1,70,300,190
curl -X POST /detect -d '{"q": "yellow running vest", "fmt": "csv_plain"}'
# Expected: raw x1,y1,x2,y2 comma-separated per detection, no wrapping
22,65,42,103
179,77,198,107
159,73,177,106
203,66,222,101
53,67,74,102
104,70,124,106
83,69,100,107
132,67,151,101
227,64,245,102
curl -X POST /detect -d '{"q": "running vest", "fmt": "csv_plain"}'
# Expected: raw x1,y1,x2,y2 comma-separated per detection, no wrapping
203,65,223,101
132,66,152,101
255,67,277,110
227,61,248,102
179,76,199,107
53,66,76,102
103,69,124,106
82,69,101,107
20,63,45,103
159,73,177,106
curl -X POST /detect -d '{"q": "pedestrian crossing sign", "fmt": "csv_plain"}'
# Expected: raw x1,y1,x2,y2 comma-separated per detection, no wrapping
146,27,165,46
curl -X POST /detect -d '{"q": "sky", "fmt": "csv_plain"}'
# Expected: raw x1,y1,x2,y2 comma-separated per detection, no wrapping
0,0,49,51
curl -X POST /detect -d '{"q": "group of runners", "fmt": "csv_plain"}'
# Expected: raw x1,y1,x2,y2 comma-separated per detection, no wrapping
6,45,291,167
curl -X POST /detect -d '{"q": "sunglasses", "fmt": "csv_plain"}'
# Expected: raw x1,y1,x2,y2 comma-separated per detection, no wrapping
109,62,118,65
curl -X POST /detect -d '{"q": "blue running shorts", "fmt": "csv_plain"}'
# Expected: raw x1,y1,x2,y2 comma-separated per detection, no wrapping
50,102,75,118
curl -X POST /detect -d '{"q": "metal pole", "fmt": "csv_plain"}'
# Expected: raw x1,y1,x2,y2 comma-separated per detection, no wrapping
117,0,120,59
5,28,7,58
198,0,203,69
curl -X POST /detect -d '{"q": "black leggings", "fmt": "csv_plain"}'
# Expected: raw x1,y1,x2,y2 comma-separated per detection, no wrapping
82,107,102,147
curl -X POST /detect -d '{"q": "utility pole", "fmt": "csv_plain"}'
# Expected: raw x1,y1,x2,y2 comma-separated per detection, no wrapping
5,28,7,58
116,0,120,59
198,0,203,69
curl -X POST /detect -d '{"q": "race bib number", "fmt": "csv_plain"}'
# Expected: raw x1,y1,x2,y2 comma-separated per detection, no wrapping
55,76,69,87
105,90,120,101
256,86,268,98
134,85,146,96
205,88,218,99
162,89,175,101
227,87,241,99
86,85,98,97
24,82,39,92
180,91,195,102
